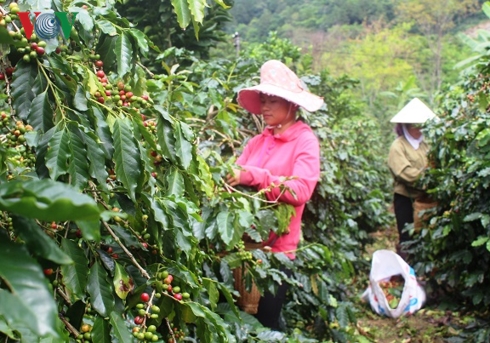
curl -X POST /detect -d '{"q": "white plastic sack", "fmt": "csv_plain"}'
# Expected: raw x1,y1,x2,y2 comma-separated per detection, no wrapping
361,249,426,318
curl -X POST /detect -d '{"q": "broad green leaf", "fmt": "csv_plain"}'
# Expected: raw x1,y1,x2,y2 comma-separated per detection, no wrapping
13,216,73,265
165,166,185,197
0,237,61,337
203,279,219,310
217,211,234,245
187,0,206,24
216,282,240,318
113,262,133,300
29,91,54,132
471,236,489,247
92,107,114,159
155,106,177,162
175,122,193,169
75,219,101,241
112,225,143,248
128,29,149,57
109,312,133,343
11,61,38,120
115,32,132,77
74,85,88,111
0,179,101,222
0,290,41,338
84,132,109,191
191,16,201,39
237,210,254,229
67,127,90,190
96,35,117,70
87,262,115,317
76,10,94,31
45,128,70,180
112,118,142,202
61,238,89,301
464,212,482,222
34,126,56,178
91,316,111,343
171,0,192,28
0,315,17,339
212,0,230,8
182,302,229,339
96,19,117,35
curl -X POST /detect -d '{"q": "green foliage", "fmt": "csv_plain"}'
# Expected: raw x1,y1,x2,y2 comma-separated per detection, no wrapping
406,9,490,338
116,0,233,72
229,0,396,42
0,2,392,342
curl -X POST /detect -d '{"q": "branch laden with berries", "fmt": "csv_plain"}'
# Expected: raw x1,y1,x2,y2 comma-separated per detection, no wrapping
0,1,287,343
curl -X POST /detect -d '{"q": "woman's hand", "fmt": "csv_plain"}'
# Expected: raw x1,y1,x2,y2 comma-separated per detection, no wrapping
225,169,241,186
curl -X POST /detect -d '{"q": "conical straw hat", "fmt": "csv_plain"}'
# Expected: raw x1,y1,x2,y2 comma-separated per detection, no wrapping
390,98,438,124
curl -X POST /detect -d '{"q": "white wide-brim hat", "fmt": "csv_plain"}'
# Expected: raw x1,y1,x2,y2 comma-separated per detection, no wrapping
390,98,438,123
237,60,324,114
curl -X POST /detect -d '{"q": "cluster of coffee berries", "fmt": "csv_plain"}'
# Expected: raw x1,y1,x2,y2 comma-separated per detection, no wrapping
0,213,13,231
132,323,160,342
18,37,47,63
75,322,93,342
154,270,190,301
235,241,253,261
167,325,186,342
0,66,14,81
132,292,162,342
0,112,36,171
0,3,20,26
2,116,33,146
92,60,152,110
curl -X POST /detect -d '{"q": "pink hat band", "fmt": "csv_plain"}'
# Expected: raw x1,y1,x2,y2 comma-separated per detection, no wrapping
237,60,324,114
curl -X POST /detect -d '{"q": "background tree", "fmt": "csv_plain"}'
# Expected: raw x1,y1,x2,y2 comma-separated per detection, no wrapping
395,0,480,104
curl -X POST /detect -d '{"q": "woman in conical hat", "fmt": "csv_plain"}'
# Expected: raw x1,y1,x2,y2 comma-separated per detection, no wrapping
226,60,324,330
387,98,438,258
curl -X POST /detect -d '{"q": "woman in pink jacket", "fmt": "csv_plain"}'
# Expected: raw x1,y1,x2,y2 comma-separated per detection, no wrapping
226,60,324,330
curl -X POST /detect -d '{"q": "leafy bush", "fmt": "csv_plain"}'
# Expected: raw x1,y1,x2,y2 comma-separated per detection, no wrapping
407,16,490,340
0,2,391,342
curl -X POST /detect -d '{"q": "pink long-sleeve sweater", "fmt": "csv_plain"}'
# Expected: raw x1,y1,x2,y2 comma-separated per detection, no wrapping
237,121,320,259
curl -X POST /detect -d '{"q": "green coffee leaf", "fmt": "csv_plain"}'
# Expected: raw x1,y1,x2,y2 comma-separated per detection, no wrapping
0,236,61,337
0,179,101,222
29,91,54,132
109,312,133,343
61,238,89,301
88,262,115,317
115,32,132,77
91,316,111,343
11,61,39,120
112,118,142,201
171,0,192,28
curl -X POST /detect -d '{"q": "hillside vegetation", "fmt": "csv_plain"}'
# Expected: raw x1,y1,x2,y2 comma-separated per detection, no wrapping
226,0,487,141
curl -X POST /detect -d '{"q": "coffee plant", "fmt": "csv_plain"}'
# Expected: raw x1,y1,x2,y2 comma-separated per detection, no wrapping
0,1,393,342
406,4,490,340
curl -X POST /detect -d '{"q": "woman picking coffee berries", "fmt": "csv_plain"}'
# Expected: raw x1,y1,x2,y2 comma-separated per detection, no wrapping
226,60,324,330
